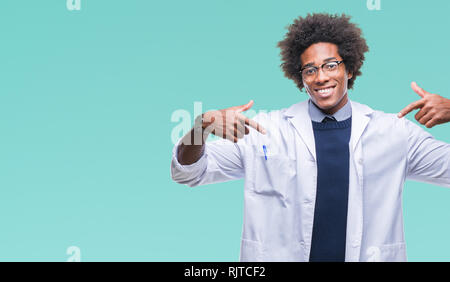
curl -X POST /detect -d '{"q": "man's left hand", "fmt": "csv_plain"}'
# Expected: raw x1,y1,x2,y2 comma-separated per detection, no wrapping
398,82,450,128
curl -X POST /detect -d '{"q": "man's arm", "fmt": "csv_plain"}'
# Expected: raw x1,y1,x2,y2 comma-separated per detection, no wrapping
405,118,450,187
398,81,450,128
177,127,207,166
176,100,266,165
171,100,266,187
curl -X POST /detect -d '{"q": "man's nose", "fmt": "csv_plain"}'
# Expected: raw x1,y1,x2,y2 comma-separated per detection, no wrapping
314,68,330,84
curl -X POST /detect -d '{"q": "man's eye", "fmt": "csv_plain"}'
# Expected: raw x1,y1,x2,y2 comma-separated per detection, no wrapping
304,68,316,75
325,63,337,70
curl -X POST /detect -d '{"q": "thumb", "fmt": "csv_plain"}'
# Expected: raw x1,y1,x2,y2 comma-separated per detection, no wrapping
411,81,427,98
236,100,254,112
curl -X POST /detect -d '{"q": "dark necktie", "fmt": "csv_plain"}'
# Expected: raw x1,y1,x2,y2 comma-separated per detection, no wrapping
322,116,337,123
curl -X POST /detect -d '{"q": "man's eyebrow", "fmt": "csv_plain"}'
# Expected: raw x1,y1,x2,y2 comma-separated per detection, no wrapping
324,57,337,62
302,62,315,68
302,57,338,68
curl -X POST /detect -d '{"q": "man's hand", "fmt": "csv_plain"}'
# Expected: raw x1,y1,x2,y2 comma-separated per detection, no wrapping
177,100,265,165
201,100,266,143
398,82,450,128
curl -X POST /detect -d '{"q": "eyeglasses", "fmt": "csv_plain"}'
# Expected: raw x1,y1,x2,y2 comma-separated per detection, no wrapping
300,60,344,82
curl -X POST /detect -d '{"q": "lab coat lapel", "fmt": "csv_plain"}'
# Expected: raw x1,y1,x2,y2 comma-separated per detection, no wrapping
283,100,316,160
349,101,373,153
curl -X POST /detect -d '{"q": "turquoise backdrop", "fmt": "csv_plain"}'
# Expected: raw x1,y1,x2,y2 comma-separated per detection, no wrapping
0,0,449,261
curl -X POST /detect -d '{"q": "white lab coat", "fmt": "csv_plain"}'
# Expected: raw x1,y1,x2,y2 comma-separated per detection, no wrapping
171,100,450,262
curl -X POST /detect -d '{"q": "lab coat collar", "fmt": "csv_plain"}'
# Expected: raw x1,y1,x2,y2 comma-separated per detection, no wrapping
283,99,374,160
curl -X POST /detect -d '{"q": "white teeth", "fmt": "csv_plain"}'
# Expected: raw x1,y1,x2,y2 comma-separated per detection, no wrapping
317,87,333,94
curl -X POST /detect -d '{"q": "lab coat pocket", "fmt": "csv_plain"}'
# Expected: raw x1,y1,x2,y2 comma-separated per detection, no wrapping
250,154,296,200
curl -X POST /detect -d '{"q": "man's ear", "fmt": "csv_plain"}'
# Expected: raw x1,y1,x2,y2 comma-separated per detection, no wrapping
347,72,353,80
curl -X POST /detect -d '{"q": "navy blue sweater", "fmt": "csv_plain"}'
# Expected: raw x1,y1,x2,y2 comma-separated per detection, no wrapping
309,117,352,262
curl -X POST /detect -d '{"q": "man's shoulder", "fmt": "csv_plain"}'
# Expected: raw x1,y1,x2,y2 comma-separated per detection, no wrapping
350,101,411,138
351,100,400,122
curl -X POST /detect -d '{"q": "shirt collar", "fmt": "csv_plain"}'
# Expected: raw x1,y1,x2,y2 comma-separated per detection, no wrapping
308,98,352,122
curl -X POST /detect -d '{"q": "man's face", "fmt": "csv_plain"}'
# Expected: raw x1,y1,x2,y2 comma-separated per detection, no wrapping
300,42,353,115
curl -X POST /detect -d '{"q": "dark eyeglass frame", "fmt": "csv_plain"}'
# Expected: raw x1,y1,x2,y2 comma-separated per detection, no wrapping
299,60,345,77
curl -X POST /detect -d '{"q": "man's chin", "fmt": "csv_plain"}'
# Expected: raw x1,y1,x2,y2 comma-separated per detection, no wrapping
312,93,347,113
314,100,338,111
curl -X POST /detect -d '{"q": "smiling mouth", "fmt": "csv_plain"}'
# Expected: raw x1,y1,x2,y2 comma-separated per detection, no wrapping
314,85,336,96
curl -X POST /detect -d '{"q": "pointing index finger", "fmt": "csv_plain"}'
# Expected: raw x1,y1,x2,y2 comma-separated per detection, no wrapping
398,99,425,118
237,113,266,134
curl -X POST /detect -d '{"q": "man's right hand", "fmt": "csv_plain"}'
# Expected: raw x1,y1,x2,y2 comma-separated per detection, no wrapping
200,100,266,143
177,100,266,165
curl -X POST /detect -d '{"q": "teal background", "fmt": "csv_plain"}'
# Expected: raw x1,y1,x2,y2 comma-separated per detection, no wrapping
0,0,449,261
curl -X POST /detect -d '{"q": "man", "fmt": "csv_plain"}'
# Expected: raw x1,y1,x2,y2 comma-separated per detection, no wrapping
171,13,450,262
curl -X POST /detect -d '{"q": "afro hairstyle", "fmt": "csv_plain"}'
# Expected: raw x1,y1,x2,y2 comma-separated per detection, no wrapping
277,13,369,91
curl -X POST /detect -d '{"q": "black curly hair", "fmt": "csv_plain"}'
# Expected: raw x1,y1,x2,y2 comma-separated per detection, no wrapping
277,13,369,91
